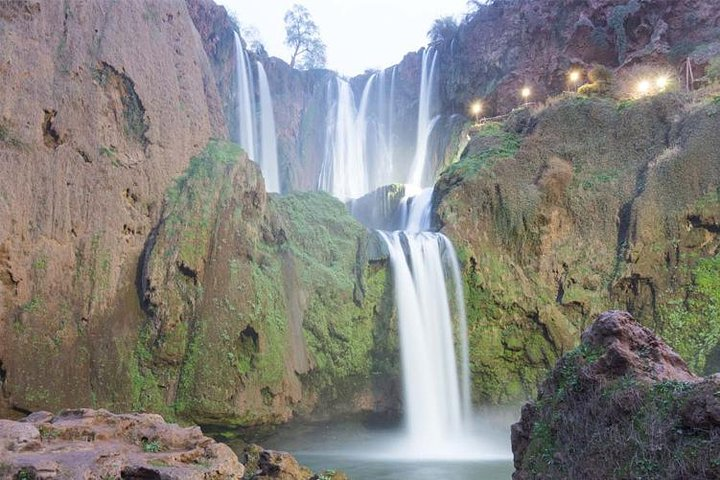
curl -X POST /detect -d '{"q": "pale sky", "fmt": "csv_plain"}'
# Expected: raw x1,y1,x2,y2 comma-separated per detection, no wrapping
216,0,470,77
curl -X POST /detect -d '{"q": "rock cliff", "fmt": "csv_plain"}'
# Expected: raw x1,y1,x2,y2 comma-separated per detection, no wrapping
434,91,720,403
0,0,226,415
439,0,720,115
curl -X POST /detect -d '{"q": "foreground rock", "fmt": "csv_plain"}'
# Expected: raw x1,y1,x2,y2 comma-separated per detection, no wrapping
0,409,243,479
511,310,720,479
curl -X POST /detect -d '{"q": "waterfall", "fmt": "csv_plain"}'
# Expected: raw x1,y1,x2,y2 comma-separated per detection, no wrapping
398,185,433,233
257,62,280,193
234,32,257,162
407,47,439,187
379,229,471,452
318,78,369,199
233,32,281,193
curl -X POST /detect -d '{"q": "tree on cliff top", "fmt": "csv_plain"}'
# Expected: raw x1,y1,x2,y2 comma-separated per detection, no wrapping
428,16,459,44
284,4,326,70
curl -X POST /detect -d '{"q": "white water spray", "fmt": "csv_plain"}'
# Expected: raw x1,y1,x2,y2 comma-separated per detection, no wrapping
318,78,369,199
379,228,472,457
233,32,281,193
407,47,439,187
257,62,280,193
234,32,257,162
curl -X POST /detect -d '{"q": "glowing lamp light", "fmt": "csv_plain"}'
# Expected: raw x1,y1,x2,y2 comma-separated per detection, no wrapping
656,76,668,90
470,101,483,124
521,87,532,100
637,79,651,96
568,70,581,84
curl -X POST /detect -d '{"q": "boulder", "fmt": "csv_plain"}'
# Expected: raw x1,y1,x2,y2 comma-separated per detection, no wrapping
0,409,244,479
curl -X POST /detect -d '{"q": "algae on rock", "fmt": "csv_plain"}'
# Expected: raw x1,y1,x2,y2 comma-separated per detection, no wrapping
139,141,396,425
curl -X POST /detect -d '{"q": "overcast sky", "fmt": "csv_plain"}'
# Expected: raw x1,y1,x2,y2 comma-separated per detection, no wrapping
216,0,471,77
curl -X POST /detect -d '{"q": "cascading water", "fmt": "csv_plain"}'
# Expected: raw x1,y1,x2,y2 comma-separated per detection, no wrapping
234,31,257,162
406,47,439,187
318,78,368,199
233,31,281,193
316,42,483,459
378,184,473,457
257,62,280,193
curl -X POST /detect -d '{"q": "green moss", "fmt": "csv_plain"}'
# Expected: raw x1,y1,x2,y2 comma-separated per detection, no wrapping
440,122,521,180
660,254,720,373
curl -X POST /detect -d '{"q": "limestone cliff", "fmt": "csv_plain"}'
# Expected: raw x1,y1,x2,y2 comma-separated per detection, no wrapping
0,0,226,414
439,0,720,115
138,141,398,425
434,91,720,403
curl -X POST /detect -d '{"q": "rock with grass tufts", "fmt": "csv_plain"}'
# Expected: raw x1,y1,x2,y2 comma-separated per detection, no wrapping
511,310,720,480
0,408,244,479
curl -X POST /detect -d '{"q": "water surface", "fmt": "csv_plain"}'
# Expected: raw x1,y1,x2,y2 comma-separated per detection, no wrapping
213,413,515,480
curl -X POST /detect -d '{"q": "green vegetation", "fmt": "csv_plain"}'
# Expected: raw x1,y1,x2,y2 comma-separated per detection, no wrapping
661,254,720,373
441,121,521,179
21,296,44,314
578,65,614,96
707,56,720,82
99,145,116,157
141,439,162,453
0,123,25,148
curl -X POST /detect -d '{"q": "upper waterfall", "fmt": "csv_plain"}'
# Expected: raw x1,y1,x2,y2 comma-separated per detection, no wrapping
233,31,281,193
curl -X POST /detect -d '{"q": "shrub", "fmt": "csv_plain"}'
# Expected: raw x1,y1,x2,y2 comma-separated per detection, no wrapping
578,65,614,96
707,57,720,82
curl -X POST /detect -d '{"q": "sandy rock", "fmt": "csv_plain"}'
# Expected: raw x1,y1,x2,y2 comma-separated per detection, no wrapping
0,409,244,479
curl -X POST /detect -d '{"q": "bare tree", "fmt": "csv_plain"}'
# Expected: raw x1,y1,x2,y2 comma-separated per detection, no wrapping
284,4,326,70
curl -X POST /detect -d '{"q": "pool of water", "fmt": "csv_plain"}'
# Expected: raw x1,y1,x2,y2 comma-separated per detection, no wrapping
212,411,516,480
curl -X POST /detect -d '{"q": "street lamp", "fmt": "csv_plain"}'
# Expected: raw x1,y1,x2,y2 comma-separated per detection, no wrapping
568,70,582,90
637,79,651,96
656,76,668,91
471,101,483,124
521,87,531,103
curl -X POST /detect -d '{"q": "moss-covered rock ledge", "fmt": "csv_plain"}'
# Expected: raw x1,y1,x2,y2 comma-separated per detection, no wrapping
135,140,397,425
434,92,720,405
511,310,720,480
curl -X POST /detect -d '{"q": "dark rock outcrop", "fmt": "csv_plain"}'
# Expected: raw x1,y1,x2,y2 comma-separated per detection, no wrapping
511,310,720,480
0,408,244,479
440,0,720,115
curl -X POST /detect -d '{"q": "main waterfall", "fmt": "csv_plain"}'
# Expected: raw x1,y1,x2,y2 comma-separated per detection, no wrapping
233,32,281,193
315,44,482,459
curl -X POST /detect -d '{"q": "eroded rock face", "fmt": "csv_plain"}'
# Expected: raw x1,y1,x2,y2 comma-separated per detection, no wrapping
510,310,720,480
434,92,720,403
441,0,720,114
0,0,226,414
0,409,243,479
135,141,398,425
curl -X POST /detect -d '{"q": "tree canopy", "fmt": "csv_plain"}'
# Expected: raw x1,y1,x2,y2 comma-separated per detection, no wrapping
284,4,326,70
428,16,459,44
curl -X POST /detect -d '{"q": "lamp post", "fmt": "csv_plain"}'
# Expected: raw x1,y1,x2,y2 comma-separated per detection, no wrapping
471,101,482,124
568,70,581,91
521,87,531,103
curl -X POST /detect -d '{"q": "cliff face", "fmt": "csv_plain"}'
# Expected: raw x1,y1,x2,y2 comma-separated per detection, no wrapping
440,0,720,115
137,141,398,425
0,0,226,414
434,91,720,403
512,311,720,479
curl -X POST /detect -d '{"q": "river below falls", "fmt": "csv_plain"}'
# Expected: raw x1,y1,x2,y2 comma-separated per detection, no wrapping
208,411,517,480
